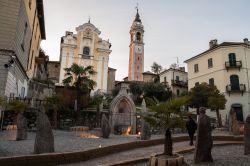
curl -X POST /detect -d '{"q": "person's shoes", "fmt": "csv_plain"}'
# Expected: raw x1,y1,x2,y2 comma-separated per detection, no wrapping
190,142,194,146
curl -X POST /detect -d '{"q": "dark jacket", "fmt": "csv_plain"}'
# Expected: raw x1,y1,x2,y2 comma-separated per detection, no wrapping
186,118,197,134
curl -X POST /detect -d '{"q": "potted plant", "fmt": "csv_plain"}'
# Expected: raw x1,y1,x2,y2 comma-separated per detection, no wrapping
8,100,29,140
145,96,188,166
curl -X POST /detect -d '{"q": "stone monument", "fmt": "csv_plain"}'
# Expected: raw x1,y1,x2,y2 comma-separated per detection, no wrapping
194,107,213,163
244,114,250,155
16,112,27,141
101,114,111,138
34,106,54,154
110,84,136,134
140,99,151,140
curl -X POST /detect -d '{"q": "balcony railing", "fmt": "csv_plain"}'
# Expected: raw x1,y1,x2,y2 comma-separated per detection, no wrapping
226,84,246,96
171,79,188,88
225,61,242,71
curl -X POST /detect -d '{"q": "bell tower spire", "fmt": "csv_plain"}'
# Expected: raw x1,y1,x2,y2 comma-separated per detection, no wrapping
128,6,144,81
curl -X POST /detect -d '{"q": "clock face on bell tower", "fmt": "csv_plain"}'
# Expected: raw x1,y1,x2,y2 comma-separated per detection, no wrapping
128,8,144,81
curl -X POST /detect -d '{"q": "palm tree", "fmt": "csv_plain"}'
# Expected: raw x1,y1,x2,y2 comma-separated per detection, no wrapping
145,96,188,155
63,63,96,125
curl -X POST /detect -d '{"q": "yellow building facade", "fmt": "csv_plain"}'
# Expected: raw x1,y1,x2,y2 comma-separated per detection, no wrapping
185,39,250,124
24,0,46,79
59,21,112,92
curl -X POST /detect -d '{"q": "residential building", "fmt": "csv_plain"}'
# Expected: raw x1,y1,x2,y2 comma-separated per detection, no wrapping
159,67,188,96
142,71,157,82
0,0,45,98
58,21,112,93
184,39,250,124
128,9,144,81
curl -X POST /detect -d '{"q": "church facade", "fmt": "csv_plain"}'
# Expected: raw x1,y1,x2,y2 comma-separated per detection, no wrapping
58,21,112,92
128,9,144,81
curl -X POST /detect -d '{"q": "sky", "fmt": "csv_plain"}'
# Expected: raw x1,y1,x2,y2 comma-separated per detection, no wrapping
41,0,250,81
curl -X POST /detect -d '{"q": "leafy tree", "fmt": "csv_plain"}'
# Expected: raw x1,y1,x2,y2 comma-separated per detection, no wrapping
112,86,120,97
207,90,227,127
63,63,96,124
151,62,162,83
102,93,113,109
145,96,188,155
91,90,104,127
189,83,226,127
129,81,143,104
151,62,162,75
8,100,29,140
143,82,172,102
0,97,7,109
44,95,62,129
8,100,29,112
188,83,212,115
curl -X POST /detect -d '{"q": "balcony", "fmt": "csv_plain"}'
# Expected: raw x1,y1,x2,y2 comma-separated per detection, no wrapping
225,61,242,71
226,84,246,96
171,79,188,88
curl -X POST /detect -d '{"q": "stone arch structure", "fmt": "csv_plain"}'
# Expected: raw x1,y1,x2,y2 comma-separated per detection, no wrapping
110,86,136,134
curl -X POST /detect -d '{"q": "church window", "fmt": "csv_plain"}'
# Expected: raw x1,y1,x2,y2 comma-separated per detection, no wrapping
83,47,90,55
136,32,141,42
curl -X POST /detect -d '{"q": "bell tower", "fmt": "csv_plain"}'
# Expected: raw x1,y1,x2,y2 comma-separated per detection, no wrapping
128,7,144,81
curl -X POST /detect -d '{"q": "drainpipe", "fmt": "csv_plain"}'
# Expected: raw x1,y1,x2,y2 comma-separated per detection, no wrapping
244,46,250,118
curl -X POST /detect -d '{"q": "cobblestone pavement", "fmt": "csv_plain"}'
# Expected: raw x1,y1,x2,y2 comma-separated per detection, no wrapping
128,145,250,166
67,141,245,166
66,141,193,166
0,130,163,157
0,129,236,166
184,145,250,166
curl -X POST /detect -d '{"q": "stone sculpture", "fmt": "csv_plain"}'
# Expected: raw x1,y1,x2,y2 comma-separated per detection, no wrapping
194,107,213,163
244,114,250,155
101,114,111,138
140,99,151,140
16,112,27,140
34,106,54,154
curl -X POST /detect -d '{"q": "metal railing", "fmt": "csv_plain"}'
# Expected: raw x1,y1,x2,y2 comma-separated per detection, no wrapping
225,61,242,70
226,84,246,96
171,79,188,88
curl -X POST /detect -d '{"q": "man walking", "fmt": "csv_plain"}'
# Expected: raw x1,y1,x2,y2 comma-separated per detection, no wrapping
186,115,197,145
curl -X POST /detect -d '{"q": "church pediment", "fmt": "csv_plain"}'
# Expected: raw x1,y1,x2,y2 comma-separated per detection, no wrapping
76,22,101,35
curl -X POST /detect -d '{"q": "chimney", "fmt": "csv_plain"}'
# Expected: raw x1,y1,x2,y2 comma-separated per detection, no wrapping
209,39,218,48
243,38,250,45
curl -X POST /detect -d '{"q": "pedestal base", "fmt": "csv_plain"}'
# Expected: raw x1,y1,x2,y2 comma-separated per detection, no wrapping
149,153,184,166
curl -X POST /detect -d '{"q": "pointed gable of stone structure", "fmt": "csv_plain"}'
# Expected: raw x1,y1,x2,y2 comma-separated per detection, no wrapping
110,83,136,134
